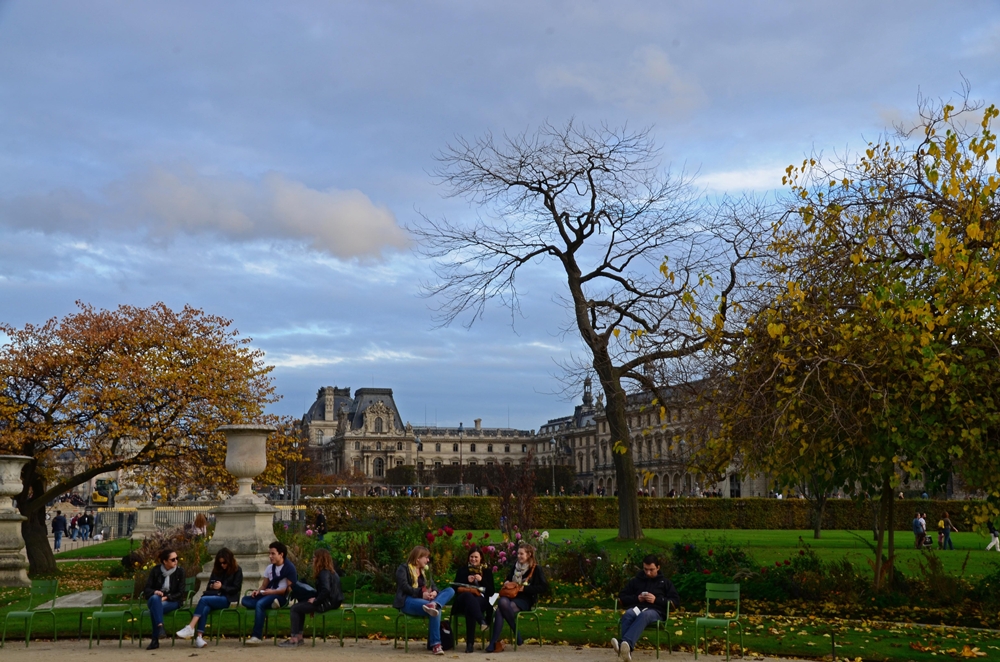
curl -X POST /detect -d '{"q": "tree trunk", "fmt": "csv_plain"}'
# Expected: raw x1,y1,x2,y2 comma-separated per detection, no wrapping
886,489,895,587
19,468,57,576
595,362,643,540
811,495,827,539
872,477,891,591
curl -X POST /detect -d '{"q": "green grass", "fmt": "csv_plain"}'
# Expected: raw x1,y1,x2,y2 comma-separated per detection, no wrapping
54,538,135,560
459,528,1000,578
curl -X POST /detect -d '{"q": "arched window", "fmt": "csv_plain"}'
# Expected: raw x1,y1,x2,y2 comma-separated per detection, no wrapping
487,444,493,452
452,443,459,452
354,441,360,450
397,441,403,450
375,417,384,433
435,443,441,452
470,443,476,452
373,458,384,477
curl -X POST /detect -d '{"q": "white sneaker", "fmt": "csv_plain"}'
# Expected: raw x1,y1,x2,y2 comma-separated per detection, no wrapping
176,625,195,640
245,636,263,646
195,636,207,649
272,598,281,609
621,641,632,662
611,638,620,656
422,603,440,618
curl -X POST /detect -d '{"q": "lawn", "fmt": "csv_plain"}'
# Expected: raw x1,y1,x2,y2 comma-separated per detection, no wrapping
54,538,135,560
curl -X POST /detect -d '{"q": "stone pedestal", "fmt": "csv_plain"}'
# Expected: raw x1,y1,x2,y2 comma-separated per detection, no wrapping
198,425,277,596
0,455,31,587
130,502,158,541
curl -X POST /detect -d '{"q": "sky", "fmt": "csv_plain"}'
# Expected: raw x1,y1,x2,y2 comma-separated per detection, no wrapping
1,1,999,431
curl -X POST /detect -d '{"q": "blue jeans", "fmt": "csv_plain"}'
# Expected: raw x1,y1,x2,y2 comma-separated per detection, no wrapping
620,607,662,649
146,596,180,636
53,531,63,550
242,594,288,639
80,524,90,540
944,530,954,550
193,595,230,634
401,587,455,647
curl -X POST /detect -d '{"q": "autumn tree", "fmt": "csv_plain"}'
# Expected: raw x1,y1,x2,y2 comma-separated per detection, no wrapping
0,302,301,574
415,122,762,539
704,95,1000,588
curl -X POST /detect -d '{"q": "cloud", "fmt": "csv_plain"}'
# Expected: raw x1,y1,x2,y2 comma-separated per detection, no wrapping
537,45,706,115
700,166,786,193
0,167,409,259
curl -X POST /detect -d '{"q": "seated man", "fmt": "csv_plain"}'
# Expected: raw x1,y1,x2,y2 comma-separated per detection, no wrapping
241,541,298,645
612,554,680,662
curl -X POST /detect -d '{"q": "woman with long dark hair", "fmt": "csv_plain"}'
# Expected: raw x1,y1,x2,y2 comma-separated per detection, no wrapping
177,548,242,648
280,549,343,647
451,546,494,652
485,544,548,653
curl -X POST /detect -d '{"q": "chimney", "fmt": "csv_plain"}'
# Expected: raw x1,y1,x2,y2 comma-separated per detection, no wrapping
474,418,482,431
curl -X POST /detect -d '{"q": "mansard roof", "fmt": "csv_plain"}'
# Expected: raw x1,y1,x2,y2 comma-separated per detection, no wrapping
349,387,405,431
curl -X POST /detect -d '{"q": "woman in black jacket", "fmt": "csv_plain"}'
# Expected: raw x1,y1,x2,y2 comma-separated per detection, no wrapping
280,549,343,647
451,546,495,652
176,548,243,647
485,544,548,653
142,548,186,650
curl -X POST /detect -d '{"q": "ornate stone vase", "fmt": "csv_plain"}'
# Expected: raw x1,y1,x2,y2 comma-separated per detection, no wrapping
0,455,31,587
219,424,275,500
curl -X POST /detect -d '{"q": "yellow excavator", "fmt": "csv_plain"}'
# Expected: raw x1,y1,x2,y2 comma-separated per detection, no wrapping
90,479,119,507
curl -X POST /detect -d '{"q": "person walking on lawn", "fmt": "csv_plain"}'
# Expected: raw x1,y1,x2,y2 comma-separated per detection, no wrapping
988,521,1000,552
942,511,959,550
611,554,680,662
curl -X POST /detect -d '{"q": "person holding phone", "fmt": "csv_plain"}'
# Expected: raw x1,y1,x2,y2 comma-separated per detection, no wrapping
177,548,243,648
611,554,680,662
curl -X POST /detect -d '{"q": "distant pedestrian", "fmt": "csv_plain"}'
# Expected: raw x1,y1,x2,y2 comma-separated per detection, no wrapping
51,510,68,550
913,512,925,549
79,511,93,541
987,522,999,552
69,514,80,540
942,511,958,550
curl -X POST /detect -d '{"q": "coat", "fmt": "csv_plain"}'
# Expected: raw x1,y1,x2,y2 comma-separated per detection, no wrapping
393,563,435,610
501,563,548,610
314,568,343,613
143,565,187,604
203,567,243,603
618,570,680,619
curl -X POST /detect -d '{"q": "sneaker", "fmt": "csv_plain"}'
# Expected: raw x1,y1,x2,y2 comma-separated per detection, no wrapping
272,598,281,609
432,644,444,655
611,638,620,656
245,636,263,646
278,639,302,648
422,603,440,618
480,622,489,632
194,636,207,649
621,641,632,662
177,625,195,640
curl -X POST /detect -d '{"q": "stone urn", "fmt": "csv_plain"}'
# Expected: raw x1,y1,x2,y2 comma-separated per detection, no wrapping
0,455,31,587
219,424,275,501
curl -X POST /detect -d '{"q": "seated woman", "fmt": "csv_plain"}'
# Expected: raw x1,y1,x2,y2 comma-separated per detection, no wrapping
486,544,548,653
280,549,343,647
143,548,186,650
394,545,456,655
451,546,494,653
176,548,243,647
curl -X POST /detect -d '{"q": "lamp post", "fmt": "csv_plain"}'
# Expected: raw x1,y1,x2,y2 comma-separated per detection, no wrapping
549,437,557,496
458,422,464,493
415,435,421,492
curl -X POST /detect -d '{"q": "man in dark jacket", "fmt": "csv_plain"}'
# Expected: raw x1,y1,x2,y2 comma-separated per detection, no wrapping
51,510,68,551
612,554,680,662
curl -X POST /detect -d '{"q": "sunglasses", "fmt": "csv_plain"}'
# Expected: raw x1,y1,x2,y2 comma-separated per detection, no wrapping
167,557,178,562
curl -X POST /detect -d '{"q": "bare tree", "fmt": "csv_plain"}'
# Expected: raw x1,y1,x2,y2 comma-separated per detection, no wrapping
414,121,763,539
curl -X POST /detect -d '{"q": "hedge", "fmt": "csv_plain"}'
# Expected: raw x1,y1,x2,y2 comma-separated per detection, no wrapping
307,496,976,531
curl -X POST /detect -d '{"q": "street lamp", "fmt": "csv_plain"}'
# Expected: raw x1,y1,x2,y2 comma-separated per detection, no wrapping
414,435,421,492
458,422,464,494
549,437,557,496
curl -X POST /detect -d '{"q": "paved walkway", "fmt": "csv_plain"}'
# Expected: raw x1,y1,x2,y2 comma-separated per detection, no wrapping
0,637,794,661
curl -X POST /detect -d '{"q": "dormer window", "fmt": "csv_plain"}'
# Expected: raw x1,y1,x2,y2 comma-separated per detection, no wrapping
375,417,384,433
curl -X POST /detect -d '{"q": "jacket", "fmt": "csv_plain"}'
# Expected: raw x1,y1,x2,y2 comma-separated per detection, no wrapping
393,563,435,610
501,564,548,609
143,565,187,604
204,567,243,603
618,570,680,619
314,568,343,613
51,514,68,534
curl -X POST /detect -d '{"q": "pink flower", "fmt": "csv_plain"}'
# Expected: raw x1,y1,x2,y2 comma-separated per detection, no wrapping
306,529,314,536
487,546,495,553
492,565,498,572
515,532,521,540
427,532,436,543
437,529,444,537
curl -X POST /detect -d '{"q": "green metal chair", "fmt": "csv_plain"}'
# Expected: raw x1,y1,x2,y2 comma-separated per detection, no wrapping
613,596,673,657
207,600,245,644
89,579,137,648
393,610,427,652
239,589,291,645
512,608,542,650
694,583,743,662
310,574,358,647
137,576,198,647
1,579,59,648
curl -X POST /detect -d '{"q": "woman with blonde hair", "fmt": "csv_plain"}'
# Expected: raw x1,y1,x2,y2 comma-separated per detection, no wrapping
485,544,548,653
280,548,343,647
394,545,456,655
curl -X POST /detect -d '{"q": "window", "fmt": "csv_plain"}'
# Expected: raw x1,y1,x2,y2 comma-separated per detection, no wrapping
417,442,423,451
397,441,403,450
452,461,459,466
417,461,425,470
469,460,477,466
374,417,384,433
452,443,459,452
354,459,362,472
729,474,741,498
504,461,512,467
470,443,476,452
487,461,494,466
435,443,441,452
316,430,324,443
354,442,360,450
434,461,442,469
487,443,493,452
376,441,381,451
521,444,527,453
504,444,510,453
373,458,384,477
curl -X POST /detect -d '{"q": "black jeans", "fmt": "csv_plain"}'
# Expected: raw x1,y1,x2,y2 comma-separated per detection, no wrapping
452,592,489,647
289,601,318,636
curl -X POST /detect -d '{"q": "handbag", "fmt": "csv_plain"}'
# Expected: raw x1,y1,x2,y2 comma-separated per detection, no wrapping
457,586,482,597
499,583,519,598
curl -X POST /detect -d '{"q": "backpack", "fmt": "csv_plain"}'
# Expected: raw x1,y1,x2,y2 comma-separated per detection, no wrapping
426,620,454,651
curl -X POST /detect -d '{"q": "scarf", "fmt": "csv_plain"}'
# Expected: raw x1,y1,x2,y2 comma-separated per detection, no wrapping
408,563,424,589
512,561,532,585
468,563,483,584
160,563,177,592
